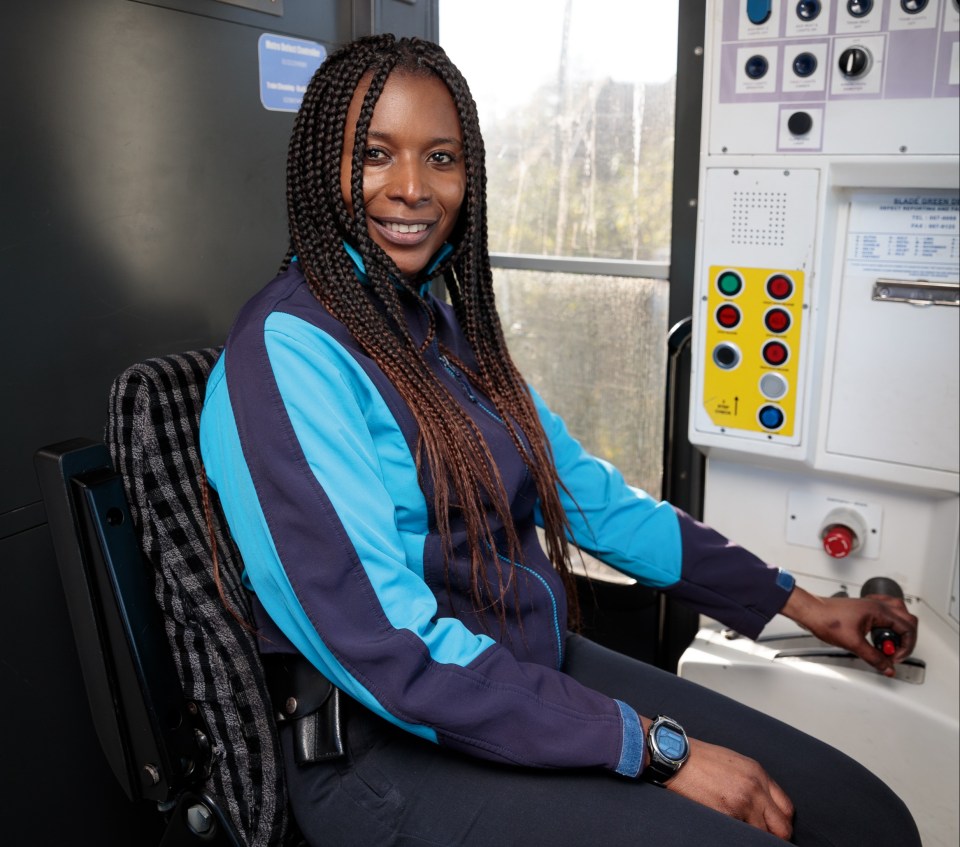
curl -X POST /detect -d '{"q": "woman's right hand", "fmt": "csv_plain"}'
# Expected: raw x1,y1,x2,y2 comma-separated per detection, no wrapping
664,736,795,840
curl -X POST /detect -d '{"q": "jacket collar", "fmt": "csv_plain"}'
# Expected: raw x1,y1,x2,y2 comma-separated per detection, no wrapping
341,240,453,297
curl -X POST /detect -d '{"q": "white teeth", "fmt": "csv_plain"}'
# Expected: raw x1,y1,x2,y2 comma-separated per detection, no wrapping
384,222,428,233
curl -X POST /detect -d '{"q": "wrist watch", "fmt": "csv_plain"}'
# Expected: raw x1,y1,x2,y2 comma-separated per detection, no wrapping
643,714,690,785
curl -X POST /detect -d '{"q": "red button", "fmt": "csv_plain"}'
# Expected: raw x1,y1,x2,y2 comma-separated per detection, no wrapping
822,524,856,558
716,304,742,329
767,275,794,300
762,340,789,366
764,308,791,333
881,639,897,657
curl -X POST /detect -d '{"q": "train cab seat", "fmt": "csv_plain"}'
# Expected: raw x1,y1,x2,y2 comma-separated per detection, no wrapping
36,350,304,847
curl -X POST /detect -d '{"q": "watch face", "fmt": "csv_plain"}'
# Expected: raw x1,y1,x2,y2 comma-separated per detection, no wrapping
654,724,688,762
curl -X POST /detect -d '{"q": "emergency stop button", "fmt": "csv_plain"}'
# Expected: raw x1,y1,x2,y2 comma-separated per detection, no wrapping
822,524,856,558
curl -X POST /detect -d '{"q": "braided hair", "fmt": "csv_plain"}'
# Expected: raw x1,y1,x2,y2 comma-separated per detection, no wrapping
286,35,581,632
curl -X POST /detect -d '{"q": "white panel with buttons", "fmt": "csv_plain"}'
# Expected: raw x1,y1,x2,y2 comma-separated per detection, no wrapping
681,4,959,844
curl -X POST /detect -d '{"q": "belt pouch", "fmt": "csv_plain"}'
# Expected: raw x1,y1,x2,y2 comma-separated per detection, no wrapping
264,653,346,764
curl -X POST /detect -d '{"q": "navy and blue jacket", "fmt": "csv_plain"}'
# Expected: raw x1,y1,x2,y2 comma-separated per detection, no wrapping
199,261,795,779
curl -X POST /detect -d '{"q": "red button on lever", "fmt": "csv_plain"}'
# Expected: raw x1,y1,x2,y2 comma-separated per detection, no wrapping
881,638,897,657
822,524,856,558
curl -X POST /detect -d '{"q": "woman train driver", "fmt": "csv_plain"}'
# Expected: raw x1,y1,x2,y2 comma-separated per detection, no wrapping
200,35,920,846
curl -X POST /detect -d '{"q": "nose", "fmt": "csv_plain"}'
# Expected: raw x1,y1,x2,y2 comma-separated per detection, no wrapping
387,155,430,206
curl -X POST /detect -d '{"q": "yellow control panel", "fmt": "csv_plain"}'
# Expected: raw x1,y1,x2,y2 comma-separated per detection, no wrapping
701,265,804,439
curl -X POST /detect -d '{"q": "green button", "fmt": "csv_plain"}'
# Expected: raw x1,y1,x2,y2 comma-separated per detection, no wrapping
717,271,743,297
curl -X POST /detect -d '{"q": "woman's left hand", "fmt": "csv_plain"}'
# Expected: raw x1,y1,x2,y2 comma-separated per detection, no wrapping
780,585,918,676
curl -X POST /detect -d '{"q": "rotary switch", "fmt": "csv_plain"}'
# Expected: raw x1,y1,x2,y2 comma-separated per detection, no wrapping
838,47,871,79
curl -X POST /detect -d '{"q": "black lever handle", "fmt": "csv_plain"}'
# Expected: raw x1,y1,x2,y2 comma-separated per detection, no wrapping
860,577,904,656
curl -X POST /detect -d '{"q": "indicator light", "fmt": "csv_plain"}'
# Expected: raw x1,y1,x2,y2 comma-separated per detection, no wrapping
758,404,785,430
716,304,742,329
762,340,789,366
766,274,794,300
759,372,789,400
717,270,744,297
764,308,791,333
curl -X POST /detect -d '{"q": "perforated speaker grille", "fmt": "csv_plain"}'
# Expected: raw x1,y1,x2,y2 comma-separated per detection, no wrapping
731,190,787,247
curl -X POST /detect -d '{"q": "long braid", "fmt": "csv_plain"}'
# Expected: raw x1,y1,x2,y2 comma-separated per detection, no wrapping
287,35,580,631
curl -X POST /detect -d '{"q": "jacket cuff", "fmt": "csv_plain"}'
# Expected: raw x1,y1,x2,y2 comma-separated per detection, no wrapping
614,699,645,778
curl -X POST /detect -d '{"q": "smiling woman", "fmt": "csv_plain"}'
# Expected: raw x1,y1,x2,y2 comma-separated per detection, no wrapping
339,71,466,279
199,33,921,847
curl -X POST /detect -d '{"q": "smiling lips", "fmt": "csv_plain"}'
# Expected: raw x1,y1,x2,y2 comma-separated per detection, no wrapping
384,221,428,233
372,218,434,244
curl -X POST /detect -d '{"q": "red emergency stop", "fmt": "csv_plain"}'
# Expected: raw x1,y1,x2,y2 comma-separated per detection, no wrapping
822,524,857,559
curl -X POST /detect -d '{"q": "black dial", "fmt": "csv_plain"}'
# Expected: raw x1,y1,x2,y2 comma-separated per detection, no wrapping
901,0,929,13
838,47,870,78
796,0,822,20
847,0,873,17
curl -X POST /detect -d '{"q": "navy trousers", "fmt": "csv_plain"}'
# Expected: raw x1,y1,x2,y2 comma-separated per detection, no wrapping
282,634,921,846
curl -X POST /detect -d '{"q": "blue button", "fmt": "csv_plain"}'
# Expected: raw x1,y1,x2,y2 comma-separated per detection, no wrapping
747,0,773,24
759,405,785,430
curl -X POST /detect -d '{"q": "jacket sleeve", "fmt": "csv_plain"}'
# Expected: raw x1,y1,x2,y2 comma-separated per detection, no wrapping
199,305,645,777
529,386,794,639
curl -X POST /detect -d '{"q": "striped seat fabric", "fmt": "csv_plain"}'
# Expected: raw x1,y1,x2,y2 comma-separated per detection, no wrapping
106,350,298,847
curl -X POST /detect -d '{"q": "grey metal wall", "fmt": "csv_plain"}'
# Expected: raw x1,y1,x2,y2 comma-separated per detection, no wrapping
0,1,434,843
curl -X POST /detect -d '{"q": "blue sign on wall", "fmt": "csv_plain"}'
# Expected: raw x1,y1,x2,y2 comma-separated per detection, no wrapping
258,33,326,112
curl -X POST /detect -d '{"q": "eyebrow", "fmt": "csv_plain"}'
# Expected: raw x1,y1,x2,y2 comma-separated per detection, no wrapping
366,129,463,147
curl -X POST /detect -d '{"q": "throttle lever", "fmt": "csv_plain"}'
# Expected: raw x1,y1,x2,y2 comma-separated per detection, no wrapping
860,576,904,656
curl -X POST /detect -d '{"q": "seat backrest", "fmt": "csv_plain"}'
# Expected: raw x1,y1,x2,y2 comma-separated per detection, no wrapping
106,350,293,847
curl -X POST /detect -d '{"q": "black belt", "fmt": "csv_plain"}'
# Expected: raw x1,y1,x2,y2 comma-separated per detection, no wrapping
263,652,346,764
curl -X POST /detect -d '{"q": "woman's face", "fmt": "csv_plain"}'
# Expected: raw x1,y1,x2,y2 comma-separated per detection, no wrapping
340,71,466,280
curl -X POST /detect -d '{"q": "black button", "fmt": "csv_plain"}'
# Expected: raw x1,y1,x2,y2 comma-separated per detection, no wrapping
713,343,740,370
796,0,822,20
745,54,769,80
792,52,818,77
787,111,813,136
847,0,873,17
